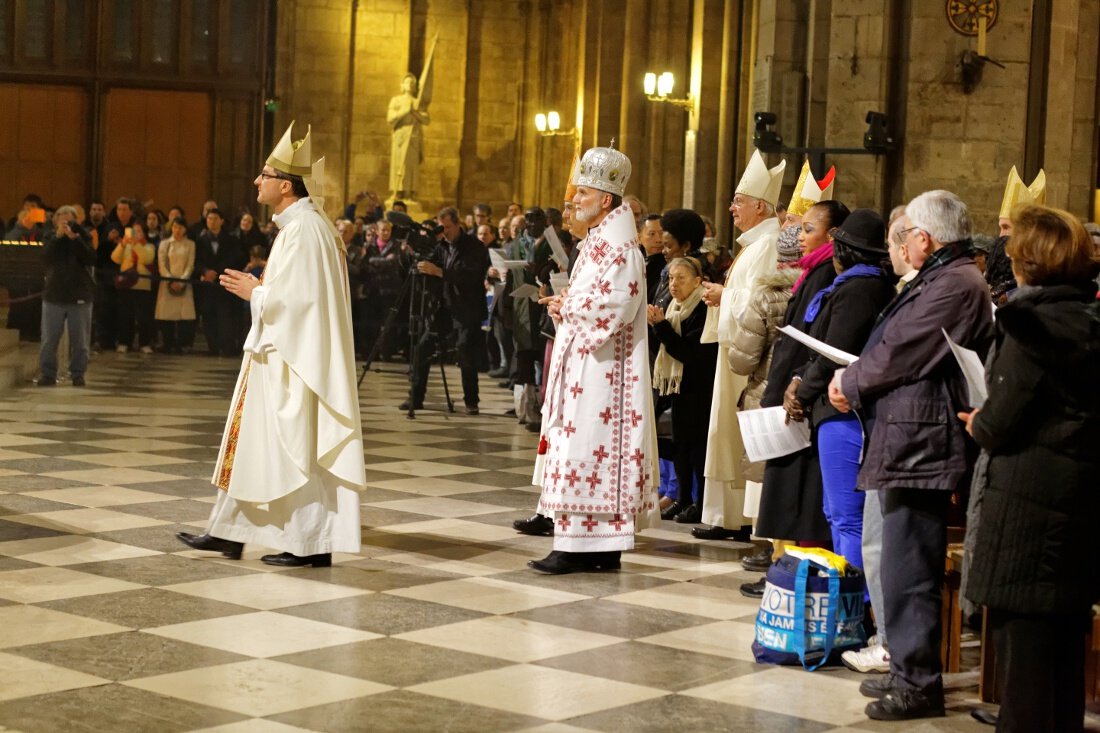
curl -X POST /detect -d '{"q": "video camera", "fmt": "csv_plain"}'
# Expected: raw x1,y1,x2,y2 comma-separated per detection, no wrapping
386,210,441,260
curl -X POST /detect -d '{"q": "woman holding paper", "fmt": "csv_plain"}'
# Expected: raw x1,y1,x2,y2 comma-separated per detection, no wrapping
783,209,896,575
754,200,849,555
960,205,1100,733
648,257,718,524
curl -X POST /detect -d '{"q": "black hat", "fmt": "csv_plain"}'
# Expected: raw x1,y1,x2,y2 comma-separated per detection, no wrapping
832,208,887,254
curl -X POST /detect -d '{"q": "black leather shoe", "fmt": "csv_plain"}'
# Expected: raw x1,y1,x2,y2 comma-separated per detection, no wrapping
584,551,621,571
739,577,766,598
673,504,703,524
970,709,998,726
260,552,332,567
741,543,774,572
398,399,423,410
528,550,616,574
865,688,945,721
176,532,243,559
488,367,509,378
691,525,751,541
513,514,554,536
525,421,541,433
859,672,896,699
71,376,86,387
36,377,57,387
660,501,688,520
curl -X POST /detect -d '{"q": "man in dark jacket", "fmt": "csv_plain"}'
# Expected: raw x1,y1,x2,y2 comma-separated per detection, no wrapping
829,190,994,721
38,206,96,387
404,206,490,414
194,208,248,355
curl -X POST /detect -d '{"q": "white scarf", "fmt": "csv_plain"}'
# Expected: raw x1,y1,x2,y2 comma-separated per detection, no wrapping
654,284,704,395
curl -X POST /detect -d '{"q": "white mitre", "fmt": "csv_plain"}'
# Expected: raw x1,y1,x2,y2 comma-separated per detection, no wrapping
267,121,313,177
735,149,786,207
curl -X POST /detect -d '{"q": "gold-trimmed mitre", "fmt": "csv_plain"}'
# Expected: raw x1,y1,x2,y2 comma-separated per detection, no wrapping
572,145,632,197
999,166,1046,219
564,153,579,202
787,160,836,217
736,150,787,207
267,121,313,177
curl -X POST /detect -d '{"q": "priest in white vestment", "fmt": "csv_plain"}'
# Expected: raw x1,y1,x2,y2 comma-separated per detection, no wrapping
176,122,366,567
693,150,785,542
529,145,659,574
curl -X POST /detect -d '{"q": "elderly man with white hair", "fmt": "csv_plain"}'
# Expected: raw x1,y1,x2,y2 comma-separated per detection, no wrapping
693,150,786,542
828,190,994,721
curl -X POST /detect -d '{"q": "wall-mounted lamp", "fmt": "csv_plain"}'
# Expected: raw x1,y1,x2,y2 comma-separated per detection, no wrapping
534,110,577,137
643,71,693,111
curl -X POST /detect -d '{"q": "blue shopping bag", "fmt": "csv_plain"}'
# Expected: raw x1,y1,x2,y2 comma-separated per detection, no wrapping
751,549,866,670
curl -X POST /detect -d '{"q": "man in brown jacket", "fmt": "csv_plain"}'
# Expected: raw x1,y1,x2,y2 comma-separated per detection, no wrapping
829,190,993,721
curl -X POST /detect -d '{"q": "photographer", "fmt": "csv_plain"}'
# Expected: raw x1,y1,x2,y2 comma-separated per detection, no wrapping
402,207,490,414
37,207,95,387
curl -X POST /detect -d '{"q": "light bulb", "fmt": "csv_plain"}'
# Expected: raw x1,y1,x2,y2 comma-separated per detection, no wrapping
657,72,674,97
547,111,560,131
535,113,547,132
643,72,657,96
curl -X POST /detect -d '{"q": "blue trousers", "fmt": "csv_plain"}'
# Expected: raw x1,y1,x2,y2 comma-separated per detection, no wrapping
817,413,865,570
39,300,92,380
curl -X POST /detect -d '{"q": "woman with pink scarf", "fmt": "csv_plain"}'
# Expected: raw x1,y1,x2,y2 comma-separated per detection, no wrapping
743,200,851,596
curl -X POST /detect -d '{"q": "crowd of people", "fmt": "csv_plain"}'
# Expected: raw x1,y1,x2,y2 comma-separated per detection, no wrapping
9,141,1100,729
511,152,1100,728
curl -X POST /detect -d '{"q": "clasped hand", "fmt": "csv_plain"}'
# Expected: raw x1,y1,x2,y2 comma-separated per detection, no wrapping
783,378,805,423
539,290,566,323
646,304,665,325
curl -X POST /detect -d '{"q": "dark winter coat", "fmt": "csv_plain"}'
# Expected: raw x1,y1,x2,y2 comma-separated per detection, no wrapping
754,258,838,542
795,270,897,424
429,231,491,328
42,229,96,304
965,283,1100,614
651,300,718,442
760,259,838,407
840,253,994,491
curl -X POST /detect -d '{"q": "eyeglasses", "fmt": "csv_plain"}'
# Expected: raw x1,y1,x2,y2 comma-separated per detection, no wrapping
893,226,923,246
258,172,287,182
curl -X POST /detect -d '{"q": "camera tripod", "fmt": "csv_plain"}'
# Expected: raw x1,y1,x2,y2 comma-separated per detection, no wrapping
358,267,454,419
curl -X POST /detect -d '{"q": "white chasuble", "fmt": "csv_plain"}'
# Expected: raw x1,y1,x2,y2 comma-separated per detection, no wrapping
700,218,780,529
208,197,366,555
535,204,659,551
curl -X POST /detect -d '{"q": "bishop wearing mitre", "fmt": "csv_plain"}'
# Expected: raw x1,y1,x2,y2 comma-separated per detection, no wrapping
530,144,660,574
177,122,366,567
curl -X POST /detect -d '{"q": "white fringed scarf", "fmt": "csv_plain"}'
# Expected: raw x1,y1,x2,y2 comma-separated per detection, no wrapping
653,284,704,395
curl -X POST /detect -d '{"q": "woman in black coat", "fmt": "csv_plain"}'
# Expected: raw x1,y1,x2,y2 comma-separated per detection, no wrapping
783,209,896,572
754,200,849,545
648,257,719,524
961,205,1100,733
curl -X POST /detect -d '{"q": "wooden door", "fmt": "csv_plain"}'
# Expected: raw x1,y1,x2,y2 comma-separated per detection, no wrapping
0,83,88,221
101,88,211,221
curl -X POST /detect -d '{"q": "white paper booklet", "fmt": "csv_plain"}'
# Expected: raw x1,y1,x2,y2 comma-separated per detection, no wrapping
549,272,570,294
736,406,813,463
941,328,988,407
489,248,528,272
510,283,541,303
778,325,860,366
543,226,570,270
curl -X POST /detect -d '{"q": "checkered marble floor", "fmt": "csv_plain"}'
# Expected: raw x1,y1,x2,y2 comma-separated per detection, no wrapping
0,351,1020,732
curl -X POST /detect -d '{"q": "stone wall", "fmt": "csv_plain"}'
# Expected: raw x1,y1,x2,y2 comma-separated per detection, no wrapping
272,0,1099,237
752,0,1099,231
